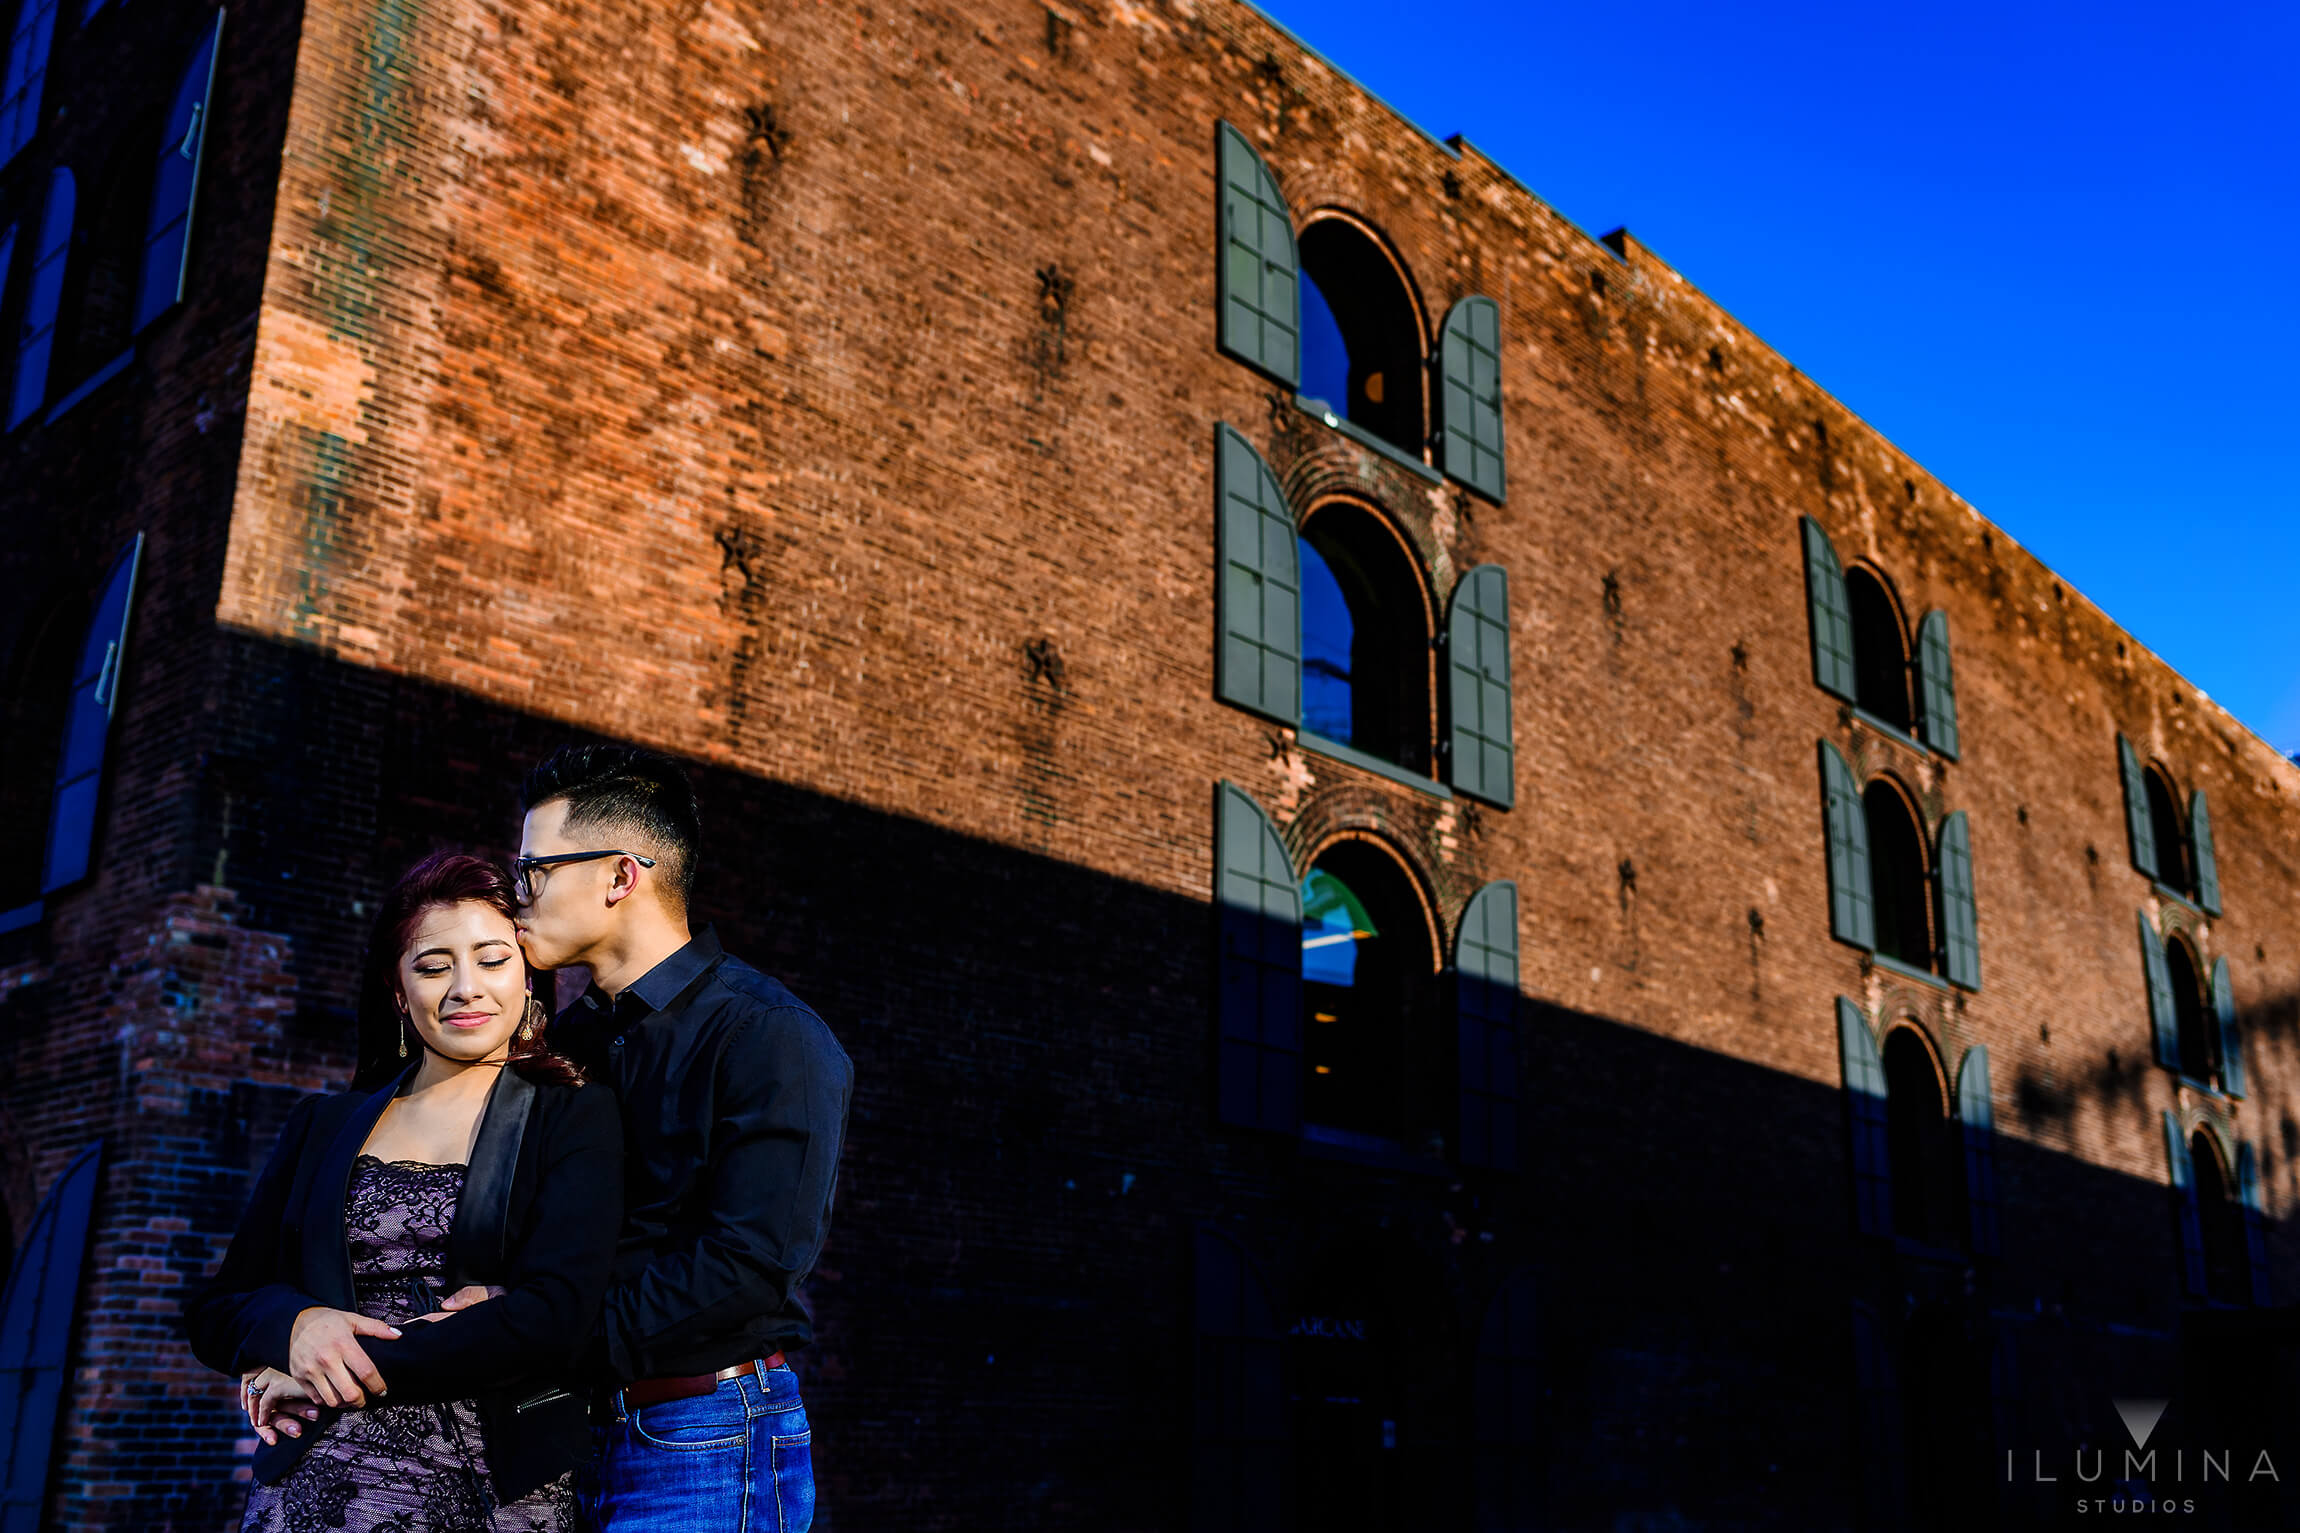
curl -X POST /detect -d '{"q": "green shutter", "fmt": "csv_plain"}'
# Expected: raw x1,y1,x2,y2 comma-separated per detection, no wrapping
0,1140,100,1533
2238,1142,2272,1306
1956,1046,1999,1258
133,10,224,332
2165,1110,2206,1297
2190,790,2221,915
1215,122,1299,387
1455,881,1519,1171
1445,565,1513,808
2140,912,2178,1070
1819,741,1873,950
1213,424,1300,725
1214,782,1300,1133
1802,517,1856,702
1916,609,1959,759
2212,956,2244,1098
1436,295,1504,501
1935,810,1980,990
43,535,143,894
1838,1000,1891,1238
2119,735,2157,880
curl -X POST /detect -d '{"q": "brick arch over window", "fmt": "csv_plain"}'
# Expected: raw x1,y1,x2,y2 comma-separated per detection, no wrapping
1277,788,1463,930
1275,438,1458,590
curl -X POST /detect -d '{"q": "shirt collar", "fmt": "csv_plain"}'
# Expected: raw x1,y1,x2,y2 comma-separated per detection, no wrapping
585,926,725,1019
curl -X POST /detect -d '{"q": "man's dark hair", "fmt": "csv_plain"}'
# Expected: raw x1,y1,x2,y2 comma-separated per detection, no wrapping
521,744,702,911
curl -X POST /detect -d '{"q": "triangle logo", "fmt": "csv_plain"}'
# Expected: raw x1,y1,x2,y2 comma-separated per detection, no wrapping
2115,1398,2169,1450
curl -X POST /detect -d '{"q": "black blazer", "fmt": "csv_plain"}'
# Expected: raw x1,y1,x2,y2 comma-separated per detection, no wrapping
184,1064,623,1505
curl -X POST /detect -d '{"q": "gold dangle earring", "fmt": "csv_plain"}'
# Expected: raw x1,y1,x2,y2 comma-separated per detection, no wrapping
520,994,544,1042
397,1014,409,1058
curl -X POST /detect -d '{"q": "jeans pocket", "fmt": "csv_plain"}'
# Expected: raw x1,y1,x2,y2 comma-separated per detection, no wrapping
631,1389,748,1451
769,1427,815,1530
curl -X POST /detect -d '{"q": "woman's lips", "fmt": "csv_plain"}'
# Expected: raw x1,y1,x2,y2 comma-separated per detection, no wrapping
442,1012,492,1029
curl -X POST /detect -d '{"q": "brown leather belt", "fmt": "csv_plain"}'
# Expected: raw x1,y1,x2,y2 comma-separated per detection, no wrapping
620,1352,785,1409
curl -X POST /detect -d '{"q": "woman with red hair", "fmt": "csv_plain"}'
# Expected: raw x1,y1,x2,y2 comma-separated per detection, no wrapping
186,852,623,1532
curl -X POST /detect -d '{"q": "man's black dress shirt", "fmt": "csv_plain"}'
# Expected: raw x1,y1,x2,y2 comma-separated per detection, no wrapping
553,926,852,1384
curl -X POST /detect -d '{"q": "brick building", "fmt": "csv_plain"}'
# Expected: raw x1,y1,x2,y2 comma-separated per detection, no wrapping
2,0,2297,1527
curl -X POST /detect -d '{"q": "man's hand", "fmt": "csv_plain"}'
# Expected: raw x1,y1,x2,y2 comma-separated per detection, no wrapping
242,1367,321,1446
419,1283,507,1323
287,1306,400,1407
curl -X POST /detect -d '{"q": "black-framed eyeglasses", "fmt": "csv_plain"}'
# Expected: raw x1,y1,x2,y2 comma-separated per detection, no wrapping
513,849,656,902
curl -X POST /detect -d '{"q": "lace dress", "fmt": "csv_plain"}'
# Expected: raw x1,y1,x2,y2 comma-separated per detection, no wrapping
239,1156,584,1533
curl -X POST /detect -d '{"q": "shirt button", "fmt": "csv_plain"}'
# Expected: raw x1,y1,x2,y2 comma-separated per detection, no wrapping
612,1035,626,1048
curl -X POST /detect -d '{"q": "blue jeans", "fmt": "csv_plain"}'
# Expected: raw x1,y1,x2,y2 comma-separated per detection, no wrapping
592,1362,813,1532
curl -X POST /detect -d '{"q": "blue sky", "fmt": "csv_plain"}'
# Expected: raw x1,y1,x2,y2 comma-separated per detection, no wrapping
1253,0,2300,753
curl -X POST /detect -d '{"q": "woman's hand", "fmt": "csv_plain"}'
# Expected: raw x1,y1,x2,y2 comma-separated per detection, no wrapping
416,1283,508,1323
243,1368,322,1446
287,1306,401,1407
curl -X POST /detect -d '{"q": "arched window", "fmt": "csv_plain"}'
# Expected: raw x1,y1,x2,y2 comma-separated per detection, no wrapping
2192,1131,2249,1306
59,121,159,380
0,0,57,168
9,166,71,429
1299,840,1441,1147
1882,1026,1963,1249
1297,215,1425,460
1844,567,1912,732
1298,503,1432,773
1863,780,1932,970
2165,937,2217,1083
2144,765,2192,897
0,593,80,911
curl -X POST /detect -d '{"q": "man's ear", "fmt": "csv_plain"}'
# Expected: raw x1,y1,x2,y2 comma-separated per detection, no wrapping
602,854,644,910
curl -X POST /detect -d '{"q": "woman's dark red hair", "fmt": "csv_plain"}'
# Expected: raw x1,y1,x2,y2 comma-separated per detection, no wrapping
353,851,584,1089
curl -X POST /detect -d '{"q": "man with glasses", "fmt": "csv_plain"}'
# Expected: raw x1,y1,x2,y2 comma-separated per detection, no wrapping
444,742,851,1531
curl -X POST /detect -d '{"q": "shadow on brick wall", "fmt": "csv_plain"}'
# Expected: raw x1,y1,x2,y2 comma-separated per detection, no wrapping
4,632,2299,1531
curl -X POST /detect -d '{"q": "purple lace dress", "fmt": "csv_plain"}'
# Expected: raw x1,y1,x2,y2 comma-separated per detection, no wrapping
238,1156,583,1533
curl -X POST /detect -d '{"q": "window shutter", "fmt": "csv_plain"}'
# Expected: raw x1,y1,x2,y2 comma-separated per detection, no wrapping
1801,517,1856,702
1213,424,1300,726
2238,1143,2271,1308
0,1139,101,1533
2139,912,2178,1071
1819,741,1874,950
0,0,57,168
1191,1227,1286,1532
1935,810,1980,990
8,167,71,429
133,11,225,334
1915,609,1959,759
1838,999,1891,1238
1955,1045,2000,1258
1214,122,1298,388
1848,1300,1907,1520
1435,295,1504,501
42,535,143,894
2118,734,2157,880
2164,1110,2207,1298
2211,956,2244,1099
1454,880,1519,1172
1444,564,1514,808
2190,790,2221,916
1214,782,1300,1134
